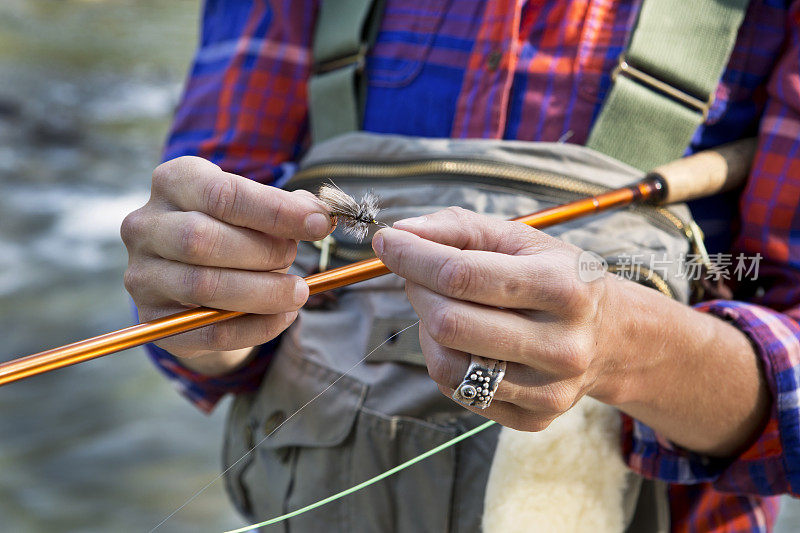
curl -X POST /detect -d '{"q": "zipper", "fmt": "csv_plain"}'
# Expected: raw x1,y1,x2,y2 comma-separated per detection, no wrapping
292,158,697,295
290,158,691,237
290,158,604,197
294,158,599,262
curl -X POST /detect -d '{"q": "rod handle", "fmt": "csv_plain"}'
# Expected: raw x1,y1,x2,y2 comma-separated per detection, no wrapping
648,138,757,204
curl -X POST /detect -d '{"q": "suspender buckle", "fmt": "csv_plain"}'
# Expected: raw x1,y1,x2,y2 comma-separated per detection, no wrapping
312,44,367,75
612,55,714,120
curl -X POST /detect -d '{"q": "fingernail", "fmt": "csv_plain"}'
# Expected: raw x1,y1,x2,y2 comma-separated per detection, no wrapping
304,212,330,239
372,233,384,255
393,216,427,229
294,280,309,306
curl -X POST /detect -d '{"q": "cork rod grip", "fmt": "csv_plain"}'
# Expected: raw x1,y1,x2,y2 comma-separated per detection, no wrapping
648,138,757,204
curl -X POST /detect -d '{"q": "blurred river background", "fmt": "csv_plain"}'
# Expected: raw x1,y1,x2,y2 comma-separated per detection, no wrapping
0,1,798,532
0,1,242,531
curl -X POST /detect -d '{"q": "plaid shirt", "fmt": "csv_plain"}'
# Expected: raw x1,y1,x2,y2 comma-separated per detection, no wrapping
149,0,800,530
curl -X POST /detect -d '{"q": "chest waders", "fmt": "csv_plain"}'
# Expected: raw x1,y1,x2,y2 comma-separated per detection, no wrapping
223,1,750,531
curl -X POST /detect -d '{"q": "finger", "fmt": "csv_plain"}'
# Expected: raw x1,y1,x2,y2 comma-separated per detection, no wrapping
127,258,308,314
436,383,557,433
151,309,298,355
152,157,332,240
391,206,563,256
143,210,298,271
420,326,570,411
408,282,592,374
374,226,575,310
419,326,471,388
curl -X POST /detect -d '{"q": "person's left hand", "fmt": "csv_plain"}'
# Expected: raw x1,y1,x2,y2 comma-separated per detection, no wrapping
372,207,625,432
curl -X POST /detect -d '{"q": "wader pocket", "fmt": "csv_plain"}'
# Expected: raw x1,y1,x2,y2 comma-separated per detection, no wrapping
223,350,366,531
225,346,499,532
349,412,457,532
347,410,499,533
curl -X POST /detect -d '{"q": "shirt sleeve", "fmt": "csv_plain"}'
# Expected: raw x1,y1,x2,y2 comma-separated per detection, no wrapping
164,0,316,183
146,0,317,412
146,340,279,414
622,5,800,494
623,301,800,496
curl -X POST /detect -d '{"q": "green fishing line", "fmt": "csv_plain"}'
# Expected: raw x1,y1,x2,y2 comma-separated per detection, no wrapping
224,420,497,533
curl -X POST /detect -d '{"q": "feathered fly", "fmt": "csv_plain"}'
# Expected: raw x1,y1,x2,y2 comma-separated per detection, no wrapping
317,182,382,242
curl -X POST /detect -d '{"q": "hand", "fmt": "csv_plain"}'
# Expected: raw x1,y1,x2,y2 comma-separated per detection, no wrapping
121,157,333,364
373,207,769,456
372,207,614,432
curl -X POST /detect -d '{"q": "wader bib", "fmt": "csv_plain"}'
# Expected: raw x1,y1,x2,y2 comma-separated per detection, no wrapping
222,1,750,531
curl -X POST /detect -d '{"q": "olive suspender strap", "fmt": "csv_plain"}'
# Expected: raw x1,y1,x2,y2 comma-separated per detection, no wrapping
586,0,751,171
308,0,751,167
308,0,384,144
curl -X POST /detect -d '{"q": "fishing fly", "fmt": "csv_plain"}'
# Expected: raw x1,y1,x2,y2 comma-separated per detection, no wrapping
317,182,384,241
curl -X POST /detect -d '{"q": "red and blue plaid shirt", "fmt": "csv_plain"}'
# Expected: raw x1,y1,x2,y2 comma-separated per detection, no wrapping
149,0,800,530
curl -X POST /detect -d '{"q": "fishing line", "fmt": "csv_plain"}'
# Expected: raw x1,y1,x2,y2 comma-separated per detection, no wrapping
149,320,421,532
225,420,496,533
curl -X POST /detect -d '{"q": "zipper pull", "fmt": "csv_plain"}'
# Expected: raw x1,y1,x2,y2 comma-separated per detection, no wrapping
686,220,711,270
317,234,335,272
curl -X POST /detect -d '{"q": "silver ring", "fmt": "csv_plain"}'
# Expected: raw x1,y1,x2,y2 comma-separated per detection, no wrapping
452,355,507,409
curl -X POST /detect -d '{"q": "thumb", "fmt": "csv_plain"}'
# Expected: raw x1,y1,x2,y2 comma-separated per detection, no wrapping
391,206,548,255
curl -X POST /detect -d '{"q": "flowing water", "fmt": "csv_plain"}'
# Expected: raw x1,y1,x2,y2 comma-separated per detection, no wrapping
0,1,798,532
0,1,242,531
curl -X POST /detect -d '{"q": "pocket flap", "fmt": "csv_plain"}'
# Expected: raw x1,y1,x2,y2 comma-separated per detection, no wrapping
252,351,366,449
366,318,426,366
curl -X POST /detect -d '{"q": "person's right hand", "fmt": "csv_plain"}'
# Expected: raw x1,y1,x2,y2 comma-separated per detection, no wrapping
121,156,332,364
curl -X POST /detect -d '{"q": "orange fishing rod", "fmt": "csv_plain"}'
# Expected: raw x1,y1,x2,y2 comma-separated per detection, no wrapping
0,139,756,387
